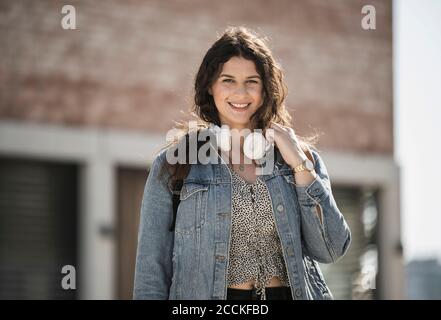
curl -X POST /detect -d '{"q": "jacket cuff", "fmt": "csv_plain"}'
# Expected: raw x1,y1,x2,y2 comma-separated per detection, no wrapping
295,175,330,206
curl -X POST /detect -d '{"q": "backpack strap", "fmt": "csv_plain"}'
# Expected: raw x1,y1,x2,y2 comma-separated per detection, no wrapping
167,129,206,232
169,179,183,232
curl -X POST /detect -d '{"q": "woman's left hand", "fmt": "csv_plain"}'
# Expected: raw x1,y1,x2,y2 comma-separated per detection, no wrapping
265,122,308,169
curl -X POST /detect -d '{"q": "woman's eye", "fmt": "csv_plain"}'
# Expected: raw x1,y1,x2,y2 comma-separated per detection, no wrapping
222,79,258,84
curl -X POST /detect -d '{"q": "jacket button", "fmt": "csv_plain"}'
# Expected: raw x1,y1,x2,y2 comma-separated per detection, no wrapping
216,255,225,261
277,204,284,212
295,288,302,298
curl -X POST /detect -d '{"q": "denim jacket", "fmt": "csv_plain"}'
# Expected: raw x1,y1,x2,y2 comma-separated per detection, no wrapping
133,146,351,300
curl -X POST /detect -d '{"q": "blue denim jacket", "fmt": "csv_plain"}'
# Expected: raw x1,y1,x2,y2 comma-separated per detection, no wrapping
133,147,351,300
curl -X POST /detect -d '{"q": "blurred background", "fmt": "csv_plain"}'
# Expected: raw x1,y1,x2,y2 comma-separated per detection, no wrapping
0,0,439,300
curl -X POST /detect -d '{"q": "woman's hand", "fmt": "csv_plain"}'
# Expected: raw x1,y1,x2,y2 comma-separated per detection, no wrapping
265,122,307,169
265,121,317,185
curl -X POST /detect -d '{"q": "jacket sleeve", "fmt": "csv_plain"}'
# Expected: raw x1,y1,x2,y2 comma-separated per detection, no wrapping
133,149,174,299
294,149,351,264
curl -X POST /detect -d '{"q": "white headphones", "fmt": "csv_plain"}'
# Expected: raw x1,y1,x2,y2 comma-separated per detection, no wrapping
209,123,273,161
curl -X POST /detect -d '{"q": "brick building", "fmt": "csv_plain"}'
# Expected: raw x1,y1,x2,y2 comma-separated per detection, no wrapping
0,0,402,299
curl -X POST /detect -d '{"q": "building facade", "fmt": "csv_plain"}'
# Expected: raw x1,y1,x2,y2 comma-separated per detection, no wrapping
0,0,402,299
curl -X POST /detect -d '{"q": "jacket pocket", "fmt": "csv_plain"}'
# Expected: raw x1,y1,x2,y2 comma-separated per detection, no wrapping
175,182,209,235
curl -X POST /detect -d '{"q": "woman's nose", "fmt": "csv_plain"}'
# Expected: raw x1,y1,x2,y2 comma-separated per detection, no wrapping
233,85,249,96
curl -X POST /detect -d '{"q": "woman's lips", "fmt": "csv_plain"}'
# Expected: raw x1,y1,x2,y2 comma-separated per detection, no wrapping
228,102,251,111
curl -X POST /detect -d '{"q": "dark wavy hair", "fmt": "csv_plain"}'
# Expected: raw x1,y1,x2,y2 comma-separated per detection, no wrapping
160,26,318,190
194,26,292,130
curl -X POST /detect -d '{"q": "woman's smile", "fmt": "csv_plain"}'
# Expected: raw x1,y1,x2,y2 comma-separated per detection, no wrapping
209,56,263,130
228,101,252,112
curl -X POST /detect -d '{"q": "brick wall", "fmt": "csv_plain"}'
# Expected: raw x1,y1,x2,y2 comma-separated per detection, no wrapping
0,0,392,154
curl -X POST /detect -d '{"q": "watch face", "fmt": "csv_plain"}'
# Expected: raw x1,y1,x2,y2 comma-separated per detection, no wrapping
305,159,314,171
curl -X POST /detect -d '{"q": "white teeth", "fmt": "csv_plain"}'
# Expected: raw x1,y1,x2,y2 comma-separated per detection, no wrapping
229,102,250,108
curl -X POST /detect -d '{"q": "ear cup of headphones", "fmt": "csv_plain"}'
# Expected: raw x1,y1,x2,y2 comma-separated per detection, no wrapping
209,123,272,160
243,132,271,160
210,123,231,152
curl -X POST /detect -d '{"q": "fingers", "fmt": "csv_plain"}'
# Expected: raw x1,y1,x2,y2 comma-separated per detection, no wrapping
269,121,299,145
270,121,285,131
270,121,295,134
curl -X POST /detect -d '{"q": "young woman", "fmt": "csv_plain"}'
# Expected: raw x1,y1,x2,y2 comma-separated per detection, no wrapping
133,26,351,300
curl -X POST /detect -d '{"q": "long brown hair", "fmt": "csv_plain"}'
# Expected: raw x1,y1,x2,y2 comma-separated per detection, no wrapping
160,26,319,191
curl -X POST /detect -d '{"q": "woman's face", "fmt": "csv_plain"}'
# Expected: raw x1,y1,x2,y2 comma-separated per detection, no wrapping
209,56,263,130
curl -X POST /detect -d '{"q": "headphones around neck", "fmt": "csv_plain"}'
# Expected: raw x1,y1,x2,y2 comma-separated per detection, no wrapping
209,123,273,161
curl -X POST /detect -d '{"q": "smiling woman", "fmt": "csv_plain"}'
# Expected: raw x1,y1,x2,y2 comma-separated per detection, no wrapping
208,57,263,130
133,26,351,300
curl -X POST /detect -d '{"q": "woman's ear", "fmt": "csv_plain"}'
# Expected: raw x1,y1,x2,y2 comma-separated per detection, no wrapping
208,88,212,95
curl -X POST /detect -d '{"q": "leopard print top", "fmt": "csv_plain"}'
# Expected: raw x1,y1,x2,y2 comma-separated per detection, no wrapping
226,164,290,300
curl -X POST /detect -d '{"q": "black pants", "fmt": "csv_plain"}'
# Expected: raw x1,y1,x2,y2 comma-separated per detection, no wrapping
227,286,293,300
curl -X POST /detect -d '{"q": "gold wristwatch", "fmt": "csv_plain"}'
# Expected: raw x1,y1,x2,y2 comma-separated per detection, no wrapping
293,158,314,173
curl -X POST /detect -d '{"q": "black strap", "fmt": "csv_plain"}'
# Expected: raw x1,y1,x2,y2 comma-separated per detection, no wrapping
169,180,183,232
168,130,205,232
